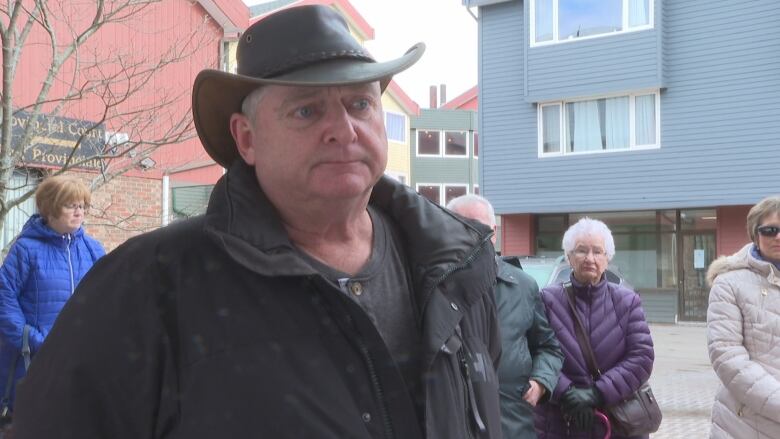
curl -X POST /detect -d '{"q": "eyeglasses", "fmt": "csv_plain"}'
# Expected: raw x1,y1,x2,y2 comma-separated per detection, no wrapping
63,203,88,212
757,225,780,238
573,247,606,258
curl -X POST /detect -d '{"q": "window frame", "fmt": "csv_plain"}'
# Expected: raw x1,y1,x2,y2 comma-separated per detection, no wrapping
443,130,469,158
529,0,654,47
416,183,471,206
416,183,442,205
384,111,407,143
443,184,469,206
416,130,442,157
416,129,471,158
537,90,660,157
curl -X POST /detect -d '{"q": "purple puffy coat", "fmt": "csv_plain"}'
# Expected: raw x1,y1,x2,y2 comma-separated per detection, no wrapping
534,275,654,439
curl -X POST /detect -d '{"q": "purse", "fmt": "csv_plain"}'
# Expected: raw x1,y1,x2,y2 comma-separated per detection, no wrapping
563,283,662,437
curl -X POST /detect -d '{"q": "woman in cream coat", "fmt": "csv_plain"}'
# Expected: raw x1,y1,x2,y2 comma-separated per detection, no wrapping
706,195,780,439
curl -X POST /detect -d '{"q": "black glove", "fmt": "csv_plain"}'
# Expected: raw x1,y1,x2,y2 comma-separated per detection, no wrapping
570,406,594,432
560,386,602,413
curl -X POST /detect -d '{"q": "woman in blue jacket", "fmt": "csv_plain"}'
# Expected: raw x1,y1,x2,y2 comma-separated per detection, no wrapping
0,175,105,412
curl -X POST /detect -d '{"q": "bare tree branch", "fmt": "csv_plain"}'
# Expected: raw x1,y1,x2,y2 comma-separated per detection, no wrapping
0,0,216,232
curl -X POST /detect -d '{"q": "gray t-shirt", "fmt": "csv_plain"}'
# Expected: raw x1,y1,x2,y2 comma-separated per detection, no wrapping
296,206,421,397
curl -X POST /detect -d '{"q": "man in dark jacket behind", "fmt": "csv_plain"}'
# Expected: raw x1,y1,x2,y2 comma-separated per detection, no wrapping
13,6,502,439
448,195,564,438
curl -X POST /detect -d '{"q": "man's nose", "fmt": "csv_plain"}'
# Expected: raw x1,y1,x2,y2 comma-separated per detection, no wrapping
322,105,358,145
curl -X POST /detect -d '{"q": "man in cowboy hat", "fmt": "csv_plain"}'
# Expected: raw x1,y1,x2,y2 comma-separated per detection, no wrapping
13,5,502,439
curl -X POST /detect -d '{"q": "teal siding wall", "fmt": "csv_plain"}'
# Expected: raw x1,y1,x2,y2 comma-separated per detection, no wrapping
410,109,479,191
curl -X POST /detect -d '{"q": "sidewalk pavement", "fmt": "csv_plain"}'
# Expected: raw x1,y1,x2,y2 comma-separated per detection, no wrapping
648,323,720,438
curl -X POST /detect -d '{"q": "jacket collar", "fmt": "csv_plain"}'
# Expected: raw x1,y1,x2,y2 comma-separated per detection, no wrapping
22,214,84,245
569,272,608,296
495,256,519,285
708,243,780,286
204,161,494,293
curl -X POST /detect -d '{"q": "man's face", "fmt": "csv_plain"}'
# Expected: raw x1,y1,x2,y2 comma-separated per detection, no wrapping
231,82,388,203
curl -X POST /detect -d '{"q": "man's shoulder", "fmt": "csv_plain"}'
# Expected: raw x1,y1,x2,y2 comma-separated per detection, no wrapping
496,257,539,289
108,216,211,262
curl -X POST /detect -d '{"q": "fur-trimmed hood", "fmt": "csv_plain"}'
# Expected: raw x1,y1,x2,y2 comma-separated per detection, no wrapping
707,243,778,286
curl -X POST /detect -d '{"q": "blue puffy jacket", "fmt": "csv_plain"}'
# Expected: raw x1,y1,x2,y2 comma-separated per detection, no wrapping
0,214,104,408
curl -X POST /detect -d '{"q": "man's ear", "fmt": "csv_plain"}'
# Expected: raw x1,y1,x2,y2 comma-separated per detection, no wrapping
230,113,256,166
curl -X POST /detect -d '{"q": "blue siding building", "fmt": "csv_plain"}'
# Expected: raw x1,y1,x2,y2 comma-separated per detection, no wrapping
469,0,780,322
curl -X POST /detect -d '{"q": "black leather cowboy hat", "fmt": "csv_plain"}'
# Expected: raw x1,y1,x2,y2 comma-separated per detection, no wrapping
192,5,425,168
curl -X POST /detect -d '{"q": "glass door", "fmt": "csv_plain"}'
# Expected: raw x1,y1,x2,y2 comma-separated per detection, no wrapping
679,232,716,321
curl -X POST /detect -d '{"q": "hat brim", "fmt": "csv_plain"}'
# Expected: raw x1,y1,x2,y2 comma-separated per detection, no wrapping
193,43,425,168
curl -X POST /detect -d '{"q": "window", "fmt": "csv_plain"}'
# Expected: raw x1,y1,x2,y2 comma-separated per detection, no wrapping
1,170,40,251
444,131,468,157
385,112,406,143
531,0,652,46
540,105,561,154
539,91,659,156
473,185,479,195
417,130,470,157
417,184,440,205
416,184,468,206
417,130,440,156
444,185,468,205
473,133,479,157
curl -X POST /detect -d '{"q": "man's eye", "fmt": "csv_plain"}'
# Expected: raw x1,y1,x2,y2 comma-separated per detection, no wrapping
352,98,370,111
294,106,314,119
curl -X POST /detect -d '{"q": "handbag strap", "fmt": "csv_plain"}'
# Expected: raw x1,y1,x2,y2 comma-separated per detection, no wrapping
21,325,31,370
0,325,32,416
563,282,602,379
0,351,19,417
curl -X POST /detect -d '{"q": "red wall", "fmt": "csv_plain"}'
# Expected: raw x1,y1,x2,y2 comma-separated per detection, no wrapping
7,0,228,180
456,97,478,111
717,205,751,257
501,214,534,256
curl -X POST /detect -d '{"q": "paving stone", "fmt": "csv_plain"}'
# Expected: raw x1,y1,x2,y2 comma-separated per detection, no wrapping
647,323,720,439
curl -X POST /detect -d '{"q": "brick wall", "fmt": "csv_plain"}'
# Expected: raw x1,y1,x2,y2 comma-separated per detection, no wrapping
74,171,163,252
500,213,534,256
716,205,751,257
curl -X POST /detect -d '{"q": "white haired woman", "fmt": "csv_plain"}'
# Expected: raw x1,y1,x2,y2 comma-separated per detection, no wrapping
535,218,655,438
707,195,780,438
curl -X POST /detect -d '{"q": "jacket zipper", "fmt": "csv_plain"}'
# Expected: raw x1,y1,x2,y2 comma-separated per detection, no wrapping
457,345,482,438
66,234,74,294
339,305,395,439
421,233,494,315
422,234,493,437
358,342,395,439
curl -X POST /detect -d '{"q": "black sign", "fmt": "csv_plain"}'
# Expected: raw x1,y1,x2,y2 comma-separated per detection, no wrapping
10,111,105,170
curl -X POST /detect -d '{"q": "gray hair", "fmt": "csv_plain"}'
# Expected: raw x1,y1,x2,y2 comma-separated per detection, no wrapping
446,194,496,227
747,195,780,243
562,217,616,261
240,86,267,125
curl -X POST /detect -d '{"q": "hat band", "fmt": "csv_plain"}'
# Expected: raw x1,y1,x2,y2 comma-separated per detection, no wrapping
253,49,376,78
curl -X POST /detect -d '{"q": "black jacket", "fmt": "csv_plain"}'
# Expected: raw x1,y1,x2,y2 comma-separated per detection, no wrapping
495,257,563,439
14,162,502,439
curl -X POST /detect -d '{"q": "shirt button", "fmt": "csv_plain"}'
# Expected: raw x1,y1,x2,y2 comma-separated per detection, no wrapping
362,412,371,423
350,282,363,296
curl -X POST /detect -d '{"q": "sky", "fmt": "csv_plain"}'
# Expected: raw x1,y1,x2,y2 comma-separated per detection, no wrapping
242,0,478,108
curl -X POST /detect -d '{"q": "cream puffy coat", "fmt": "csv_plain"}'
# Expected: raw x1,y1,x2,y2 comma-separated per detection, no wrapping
706,244,780,439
